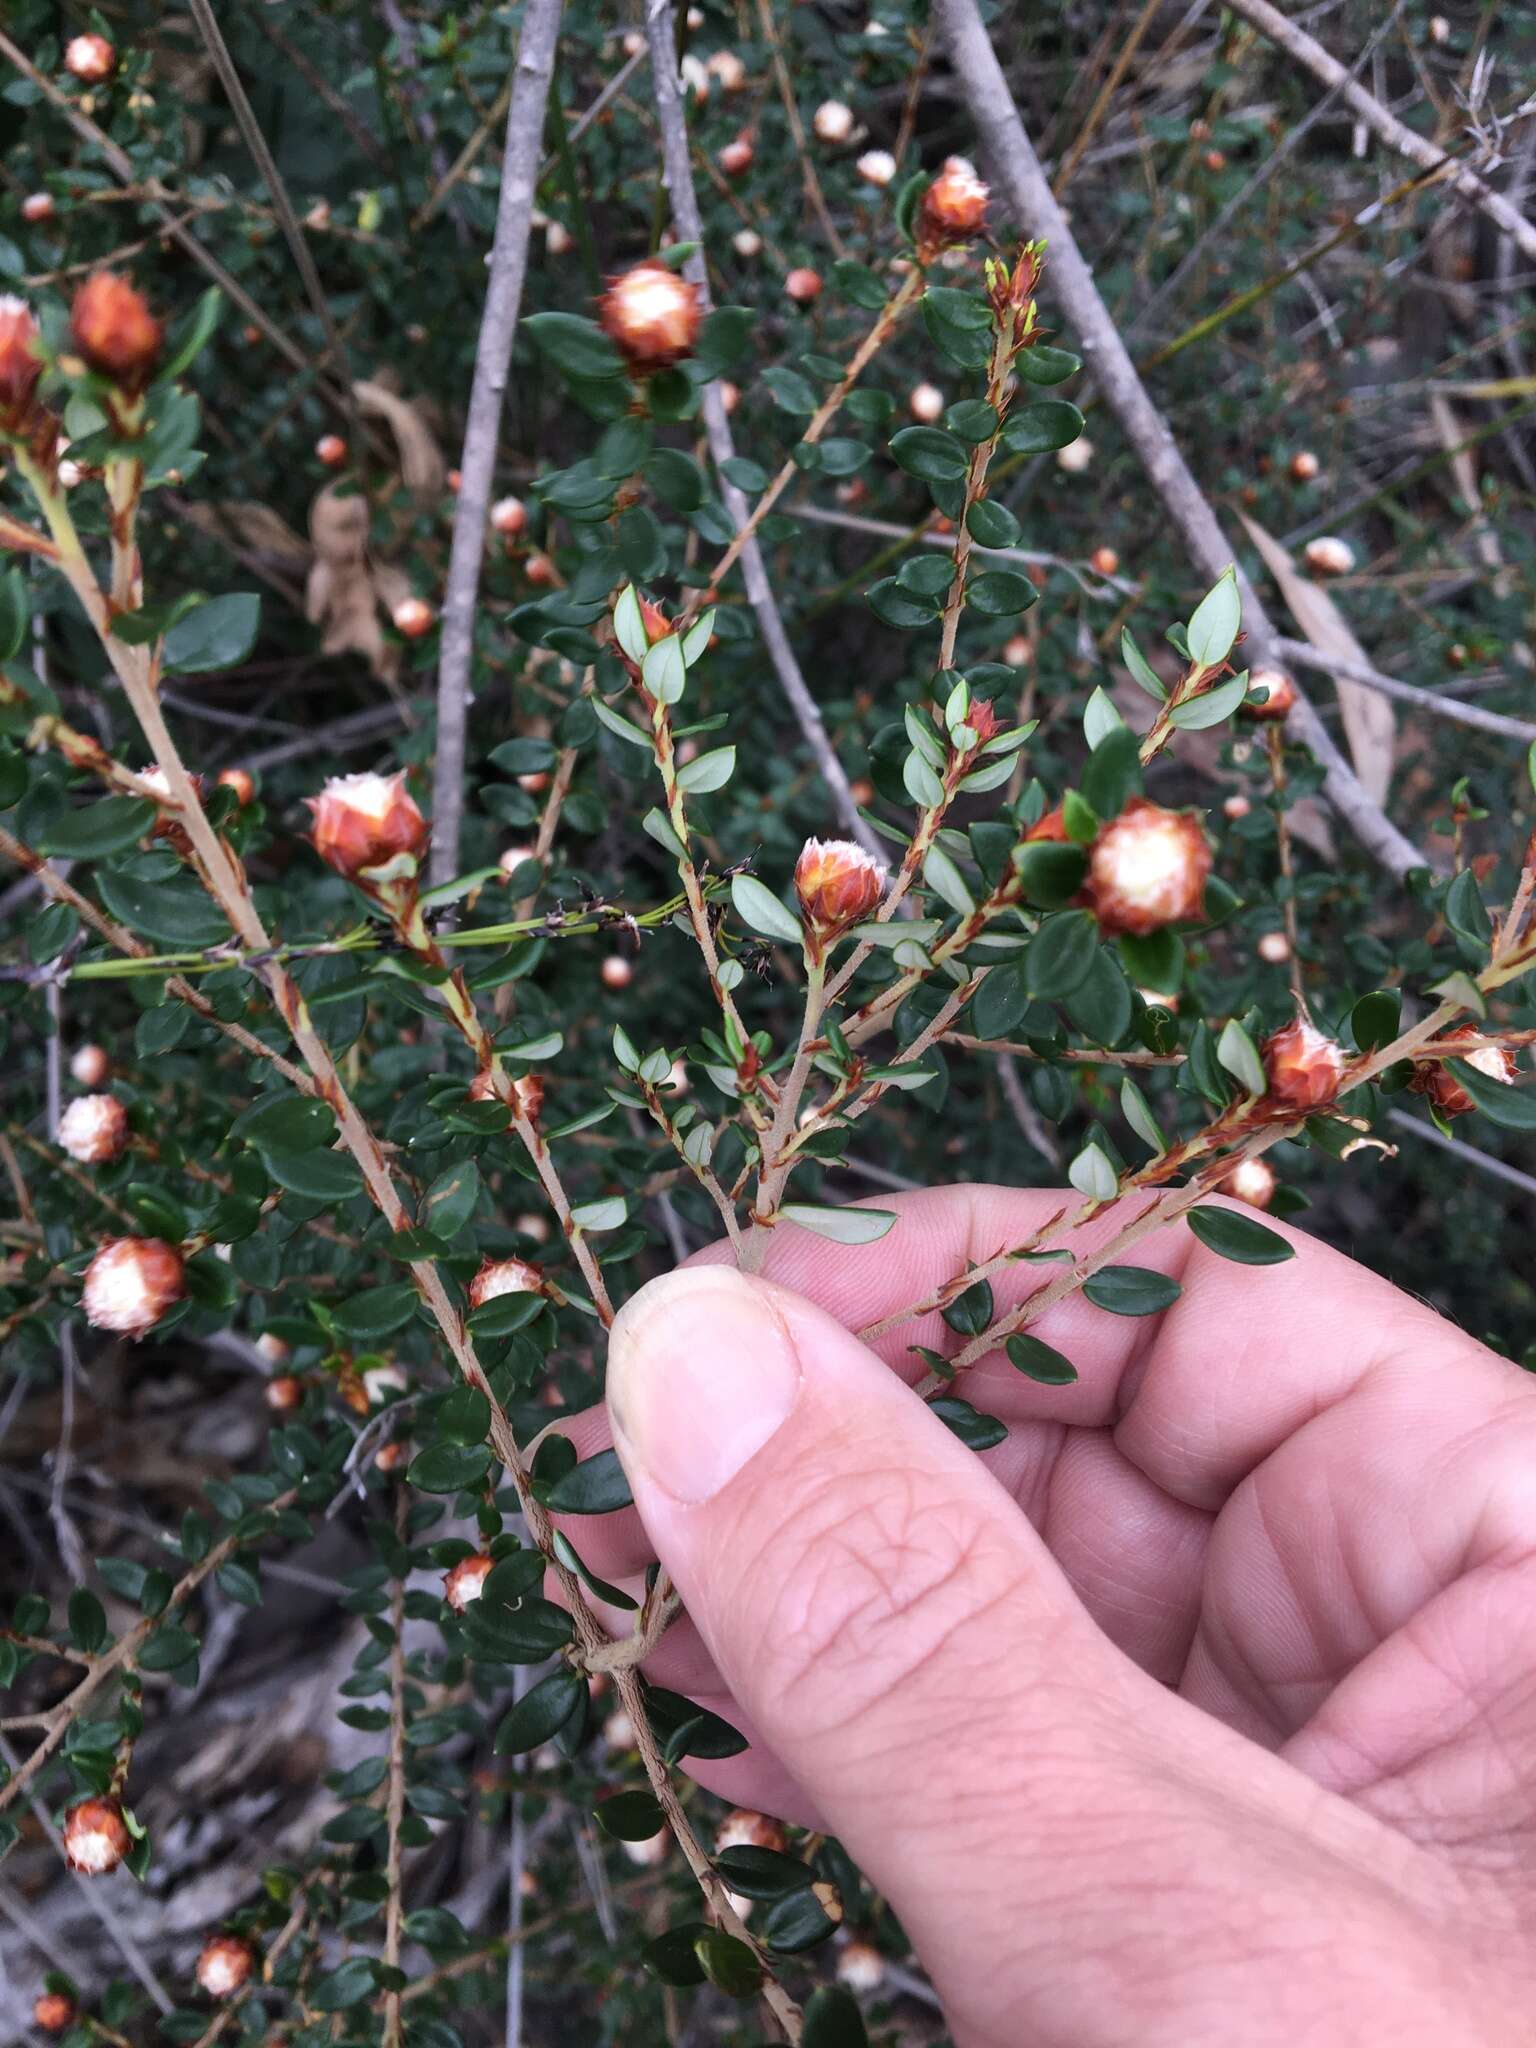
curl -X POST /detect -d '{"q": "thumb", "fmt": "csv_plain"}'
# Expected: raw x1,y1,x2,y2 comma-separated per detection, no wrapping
606,1265,1435,2048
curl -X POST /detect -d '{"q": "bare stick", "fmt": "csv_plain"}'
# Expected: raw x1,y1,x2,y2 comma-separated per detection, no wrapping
429,0,564,887
932,0,1431,883
643,0,882,864
1223,0,1536,266
1274,638,1536,744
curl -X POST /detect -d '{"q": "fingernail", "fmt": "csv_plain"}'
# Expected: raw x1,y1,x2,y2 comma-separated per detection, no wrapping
606,1267,801,1505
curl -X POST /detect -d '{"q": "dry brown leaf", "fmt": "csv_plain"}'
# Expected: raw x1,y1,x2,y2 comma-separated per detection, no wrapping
183,499,313,571
1239,513,1396,808
353,380,446,501
305,483,400,683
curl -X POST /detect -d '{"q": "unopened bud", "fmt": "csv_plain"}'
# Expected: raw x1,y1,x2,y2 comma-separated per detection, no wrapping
733,228,763,259
1089,545,1120,577
491,495,527,537
1303,535,1354,577
83,1238,184,1337
315,433,347,467
71,272,162,391
716,1808,786,1855
1083,799,1210,936
468,1256,544,1308
1257,930,1291,965
443,1552,494,1612
706,49,748,91
1003,633,1032,666
64,34,115,83
70,1043,110,1088
58,1093,128,1165
391,596,435,640
265,1374,304,1413
62,1796,131,1874
375,1438,409,1473
918,156,989,251
306,770,427,881
1223,793,1251,819
812,99,854,144
599,263,703,371
33,1993,77,2035
794,837,886,937
621,1828,669,1866
1262,1016,1347,1110
836,1941,886,1993
545,221,573,256
195,1936,255,2000
524,550,556,586
1409,1034,1516,1119
1428,13,1451,42
601,954,633,990
908,381,945,423
362,1361,407,1407
1289,450,1319,483
255,1330,290,1366
22,193,55,224
1222,1156,1277,1210
0,296,44,425
784,267,823,305
719,134,754,177
856,148,897,187
499,843,535,879
1243,667,1296,721
1056,437,1093,473
1202,148,1227,172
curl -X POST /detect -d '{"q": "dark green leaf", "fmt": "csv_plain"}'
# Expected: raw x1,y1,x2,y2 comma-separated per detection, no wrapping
693,1928,762,1998
162,594,260,675
331,1284,419,1342
409,1443,492,1494
39,799,156,860
68,1589,108,1654
804,1985,869,2047
929,1395,1007,1451
1026,910,1099,999
642,1922,710,1988
1350,989,1401,1052
1456,1062,1536,1129
522,312,625,381
594,1789,665,1840
966,498,1021,548
965,569,1038,618
541,1448,634,1514
1082,1266,1181,1315
494,1669,586,1753
437,1386,490,1447
715,1845,816,1900
888,426,969,483
1004,1333,1079,1384
940,1278,994,1337
1000,400,1084,455
1017,344,1083,386
1186,1206,1296,1265
96,868,231,947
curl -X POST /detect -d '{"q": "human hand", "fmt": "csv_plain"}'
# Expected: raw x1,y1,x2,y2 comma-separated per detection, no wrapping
563,1186,1536,2046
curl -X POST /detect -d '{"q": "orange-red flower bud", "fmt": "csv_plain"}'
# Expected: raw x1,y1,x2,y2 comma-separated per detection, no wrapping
1262,1016,1347,1110
70,1043,110,1088
62,1796,130,1874
837,1942,886,1993
0,296,43,426
794,837,887,935
719,134,754,177
58,1093,128,1165
64,34,115,82
216,767,256,805
1303,535,1354,577
1289,450,1319,482
443,1552,494,1612
468,1256,544,1309
1023,804,1069,843
392,596,435,639
306,771,427,880
33,1994,77,2034
1244,667,1296,721
1090,545,1120,577
21,193,55,225
918,156,989,251
195,1936,255,2000
83,1238,184,1337
1222,1156,1276,1210
491,495,527,537
71,272,162,392
1409,1035,1516,1119
316,433,347,467
784,267,822,305
1082,798,1210,936
598,263,702,371
265,1374,304,1413
715,1808,786,1855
